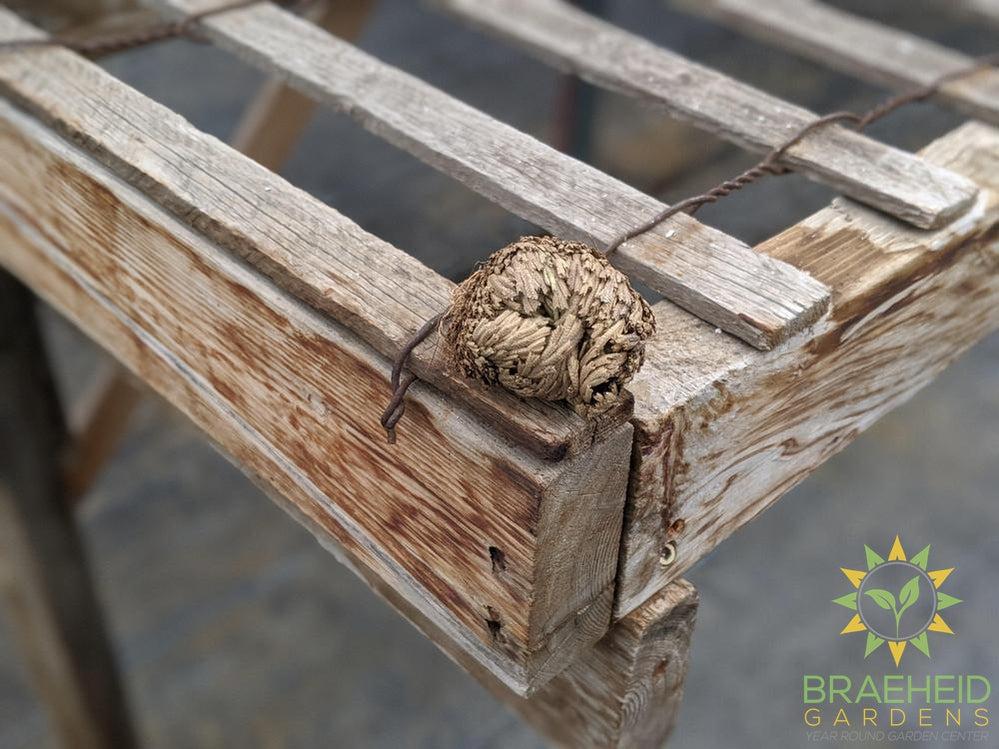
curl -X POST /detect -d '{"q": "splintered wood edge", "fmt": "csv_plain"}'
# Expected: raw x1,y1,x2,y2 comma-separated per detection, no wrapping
616,121,999,618
293,528,699,744
151,0,830,351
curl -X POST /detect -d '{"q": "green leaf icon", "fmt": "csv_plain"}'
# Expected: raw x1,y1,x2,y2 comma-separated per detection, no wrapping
864,589,896,611
897,576,920,618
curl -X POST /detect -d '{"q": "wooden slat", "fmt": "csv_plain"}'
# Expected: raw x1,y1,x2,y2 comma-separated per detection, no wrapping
616,121,999,617
0,7,594,461
54,1,379,502
150,0,832,351
437,0,979,231
684,0,999,126
947,0,999,26
0,271,138,749
1,0,135,32
0,96,633,695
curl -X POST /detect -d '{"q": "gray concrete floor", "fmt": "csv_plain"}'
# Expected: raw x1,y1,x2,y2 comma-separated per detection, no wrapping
0,1,996,747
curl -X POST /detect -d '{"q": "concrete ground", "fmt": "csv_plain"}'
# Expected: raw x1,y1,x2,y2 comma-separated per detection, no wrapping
0,1,996,747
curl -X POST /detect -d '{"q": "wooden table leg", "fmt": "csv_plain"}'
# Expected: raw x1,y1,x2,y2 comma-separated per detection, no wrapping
509,581,699,748
63,363,143,505
230,0,378,170
0,268,138,749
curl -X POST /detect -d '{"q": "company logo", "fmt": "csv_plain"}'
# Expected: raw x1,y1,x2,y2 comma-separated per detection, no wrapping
835,536,962,667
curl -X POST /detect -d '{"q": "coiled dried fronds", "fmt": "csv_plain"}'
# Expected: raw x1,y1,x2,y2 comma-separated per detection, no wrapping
443,236,655,415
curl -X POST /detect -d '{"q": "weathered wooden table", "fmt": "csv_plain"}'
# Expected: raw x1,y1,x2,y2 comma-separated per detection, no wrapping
0,1,996,747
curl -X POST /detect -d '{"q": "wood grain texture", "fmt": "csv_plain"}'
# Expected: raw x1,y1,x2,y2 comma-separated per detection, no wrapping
295,515,697,749
617,121,999,617
1,0,134,32
0,271,138,749
685,0,999,126
0,8,593,461
150,0,831,352
511,580,698,749
60,0,377,502
230,0,376,169
0,99,633,695
437,0,978,231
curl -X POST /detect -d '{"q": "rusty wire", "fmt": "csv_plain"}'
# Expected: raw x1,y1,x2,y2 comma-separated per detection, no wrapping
606,51,999,252
382,51,999,443
0,0,318,57
0,3,994,443
380,313,444,443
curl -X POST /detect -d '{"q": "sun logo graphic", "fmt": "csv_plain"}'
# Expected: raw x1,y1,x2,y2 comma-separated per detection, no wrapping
834,536,962,668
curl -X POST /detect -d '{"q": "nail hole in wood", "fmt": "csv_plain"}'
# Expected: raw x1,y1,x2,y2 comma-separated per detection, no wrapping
488,546,507,573
669,518,686,535
485,605,504,642
659,542,677,567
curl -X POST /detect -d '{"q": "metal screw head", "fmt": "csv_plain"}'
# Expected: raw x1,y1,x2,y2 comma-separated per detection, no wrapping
659,542,677,567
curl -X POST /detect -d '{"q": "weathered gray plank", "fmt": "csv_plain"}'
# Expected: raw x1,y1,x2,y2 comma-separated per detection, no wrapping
0,96,633,694
438,0,979,231
60,1,378,504
0,7,595,460
0,270,138,749
617,122,999,617
947,0,999,26
684,0,999,126
1,0,135,32
150,0,831,351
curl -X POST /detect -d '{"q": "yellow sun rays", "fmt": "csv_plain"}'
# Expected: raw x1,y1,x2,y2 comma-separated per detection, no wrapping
888,641,907,666
929,568,955,588
840,615,866,634
888,535,906,561
840,568,866,588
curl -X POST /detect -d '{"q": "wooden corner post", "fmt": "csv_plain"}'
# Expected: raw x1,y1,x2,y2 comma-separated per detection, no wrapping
511,580,699,748
0,86,633,694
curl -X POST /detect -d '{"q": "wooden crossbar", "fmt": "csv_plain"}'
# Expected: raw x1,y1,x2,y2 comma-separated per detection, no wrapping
684,0,999,126
616,122,999,617
150,0,831,352
437,0,980,231
0,6,600,461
